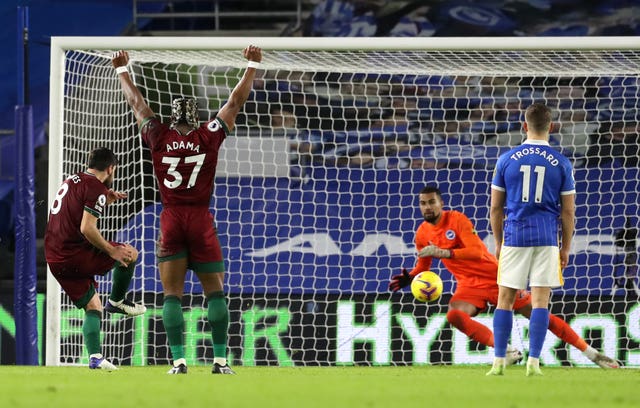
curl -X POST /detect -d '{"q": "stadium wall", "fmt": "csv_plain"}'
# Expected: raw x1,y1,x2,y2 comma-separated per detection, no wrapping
118,167,639,296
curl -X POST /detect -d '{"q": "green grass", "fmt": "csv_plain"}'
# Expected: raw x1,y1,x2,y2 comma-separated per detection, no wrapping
0,365,638,408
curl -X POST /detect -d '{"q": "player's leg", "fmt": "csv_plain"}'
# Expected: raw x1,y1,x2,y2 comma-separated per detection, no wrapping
486,285,518,375
48,261,117,371
83,293,103,358
156,208,190,373
83,293,116,371
548,313,619,368
515,294,586,352
525,286,550,376
488,246,530,376
189,210,235,374
105,243,146,316
514,304,614,372
516,303,620,369
525,246,561,376
451,285,525,364
447,300,522,365
447,302,492,343
196,270,234,374
448,288,494,346
160,257,188,374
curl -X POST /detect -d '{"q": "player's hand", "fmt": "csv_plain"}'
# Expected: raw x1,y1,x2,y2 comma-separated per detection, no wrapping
106,189,127,205
389,268,412,292
243,45,262,63
111,244,136,267
418,244,451,259
559,247,570,269
111,50,129,69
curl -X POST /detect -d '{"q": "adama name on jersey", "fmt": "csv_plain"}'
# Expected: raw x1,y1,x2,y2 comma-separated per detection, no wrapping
509,147,559,166
166,140,201,153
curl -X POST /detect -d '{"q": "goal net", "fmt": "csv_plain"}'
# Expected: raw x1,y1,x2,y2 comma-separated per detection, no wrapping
47,37,640,367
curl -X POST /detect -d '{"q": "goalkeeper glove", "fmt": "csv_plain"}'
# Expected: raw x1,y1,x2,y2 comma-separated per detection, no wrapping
389,268,412,292
418,244,451,259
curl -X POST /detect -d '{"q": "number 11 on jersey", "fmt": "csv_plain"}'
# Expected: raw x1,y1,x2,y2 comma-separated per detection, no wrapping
519,164,546,203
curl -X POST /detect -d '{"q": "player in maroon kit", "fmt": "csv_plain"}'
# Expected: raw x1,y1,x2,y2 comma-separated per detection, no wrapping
45,147,146,371
113,45,262,374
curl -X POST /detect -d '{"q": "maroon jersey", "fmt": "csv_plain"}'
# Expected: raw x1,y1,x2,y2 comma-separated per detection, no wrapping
44,172,110,263
140,117,227,207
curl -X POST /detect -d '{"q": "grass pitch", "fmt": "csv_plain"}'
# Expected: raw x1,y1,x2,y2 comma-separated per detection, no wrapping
0,365,637,408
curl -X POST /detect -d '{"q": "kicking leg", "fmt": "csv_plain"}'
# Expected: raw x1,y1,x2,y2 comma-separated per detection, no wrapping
106,246,146,316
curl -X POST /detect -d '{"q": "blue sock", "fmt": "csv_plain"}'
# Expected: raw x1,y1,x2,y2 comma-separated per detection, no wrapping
528,308,550,359
493,308,513,358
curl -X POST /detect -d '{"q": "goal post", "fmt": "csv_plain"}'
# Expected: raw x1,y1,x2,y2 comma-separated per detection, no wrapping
47,36,640,367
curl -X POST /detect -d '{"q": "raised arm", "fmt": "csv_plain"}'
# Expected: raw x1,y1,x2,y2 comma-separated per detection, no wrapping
112,50,155,128
216,45,263,133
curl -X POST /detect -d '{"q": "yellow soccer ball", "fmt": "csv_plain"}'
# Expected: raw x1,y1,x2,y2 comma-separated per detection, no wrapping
410,271,443,302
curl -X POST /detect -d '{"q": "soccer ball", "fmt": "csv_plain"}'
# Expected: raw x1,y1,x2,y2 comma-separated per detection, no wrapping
410,271,443,302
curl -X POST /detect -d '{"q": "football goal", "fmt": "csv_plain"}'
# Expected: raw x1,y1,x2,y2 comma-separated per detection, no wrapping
47,36,640,367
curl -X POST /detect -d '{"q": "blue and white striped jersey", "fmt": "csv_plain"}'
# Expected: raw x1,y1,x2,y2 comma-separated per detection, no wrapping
491,140,575,247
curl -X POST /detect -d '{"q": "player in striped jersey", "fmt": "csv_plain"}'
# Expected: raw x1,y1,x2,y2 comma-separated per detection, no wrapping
488,103,576,376
390,185,618,370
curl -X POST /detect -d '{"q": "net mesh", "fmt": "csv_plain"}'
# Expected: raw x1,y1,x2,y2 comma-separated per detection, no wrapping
52,45,640,367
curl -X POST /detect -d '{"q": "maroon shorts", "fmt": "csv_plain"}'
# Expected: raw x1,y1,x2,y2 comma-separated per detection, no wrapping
48,243,119,308
157,206,224,265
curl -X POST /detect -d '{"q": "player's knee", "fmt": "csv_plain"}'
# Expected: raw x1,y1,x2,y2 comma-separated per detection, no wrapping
446,309,467,327
85,306,103,315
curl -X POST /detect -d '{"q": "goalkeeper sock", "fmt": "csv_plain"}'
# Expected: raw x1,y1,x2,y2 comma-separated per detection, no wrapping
446,309,495,347
109,263,135,303
528,308,550,359
492,308,513,358
83,309,102,356
547,312,587,352
162,296,185,360
206,291,229,361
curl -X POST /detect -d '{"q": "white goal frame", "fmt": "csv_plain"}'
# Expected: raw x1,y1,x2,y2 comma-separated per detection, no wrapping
47,36,640,366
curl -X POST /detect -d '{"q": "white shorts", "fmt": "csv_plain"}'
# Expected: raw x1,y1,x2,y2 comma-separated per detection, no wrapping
497,246,563,289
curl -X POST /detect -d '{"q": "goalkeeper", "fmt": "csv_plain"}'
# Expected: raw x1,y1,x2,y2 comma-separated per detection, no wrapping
113,45,262,375
389,185,619,369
